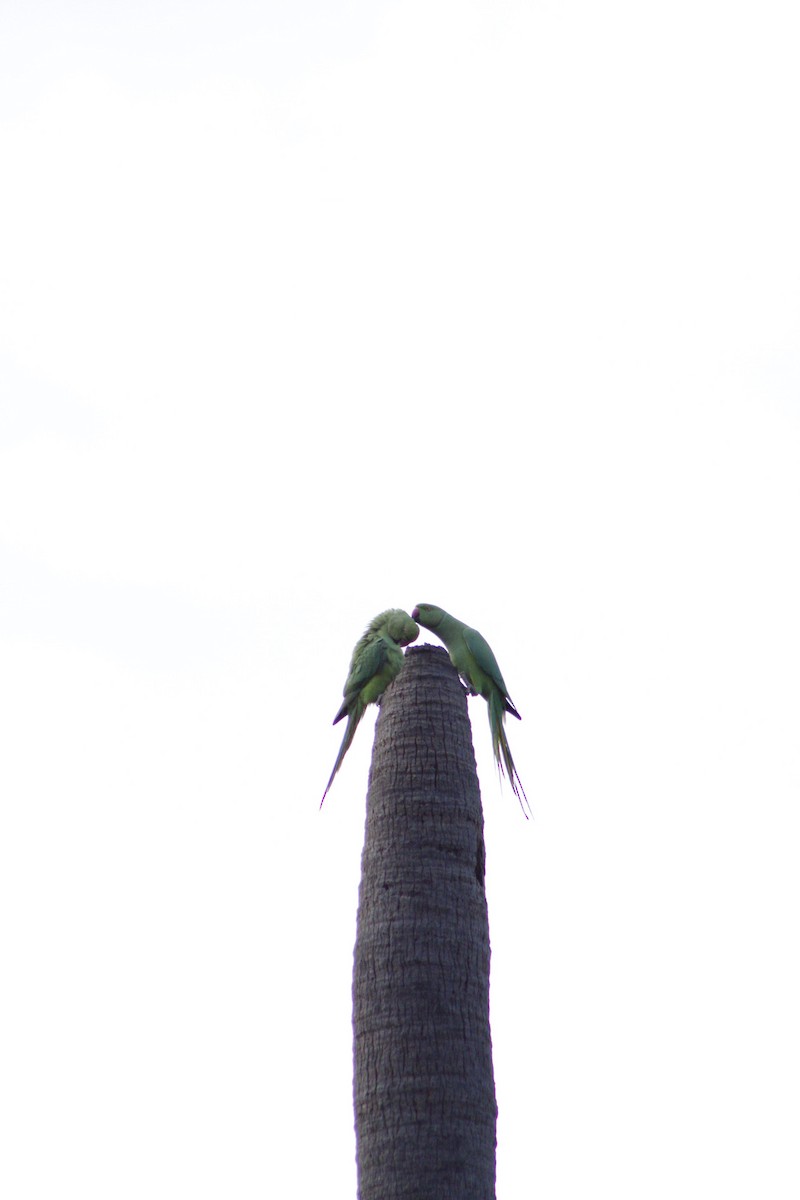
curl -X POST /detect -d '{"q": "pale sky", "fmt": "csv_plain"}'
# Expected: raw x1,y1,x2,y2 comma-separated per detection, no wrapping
2,2,799,1196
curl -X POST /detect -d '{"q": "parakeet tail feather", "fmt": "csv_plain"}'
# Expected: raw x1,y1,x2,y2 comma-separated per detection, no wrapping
489,692,530,818
320,706,363,807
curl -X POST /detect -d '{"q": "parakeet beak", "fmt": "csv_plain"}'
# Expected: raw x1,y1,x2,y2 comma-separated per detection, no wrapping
411,606,420,621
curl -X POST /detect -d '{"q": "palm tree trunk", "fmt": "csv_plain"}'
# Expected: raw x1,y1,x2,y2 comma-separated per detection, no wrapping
353,644,497,1199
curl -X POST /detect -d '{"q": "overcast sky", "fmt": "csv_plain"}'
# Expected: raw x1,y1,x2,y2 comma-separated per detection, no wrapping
2,2,799,1196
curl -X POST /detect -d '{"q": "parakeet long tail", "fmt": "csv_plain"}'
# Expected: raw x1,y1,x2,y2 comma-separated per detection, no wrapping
320,705,363,807
489,691,530,818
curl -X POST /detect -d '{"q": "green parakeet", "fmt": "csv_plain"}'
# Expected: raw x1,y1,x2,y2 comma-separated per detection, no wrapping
412,603,529,814
321,608,419,805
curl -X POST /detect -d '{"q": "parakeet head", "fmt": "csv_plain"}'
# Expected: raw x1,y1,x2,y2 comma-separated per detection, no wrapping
411,603,444,631
379,609,420,647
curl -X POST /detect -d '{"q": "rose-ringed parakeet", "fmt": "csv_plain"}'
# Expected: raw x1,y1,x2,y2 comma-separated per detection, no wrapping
412,603,529,815
321,608,419,806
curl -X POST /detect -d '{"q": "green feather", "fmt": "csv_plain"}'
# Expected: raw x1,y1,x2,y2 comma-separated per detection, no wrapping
412,603,529,816
321,609,419,805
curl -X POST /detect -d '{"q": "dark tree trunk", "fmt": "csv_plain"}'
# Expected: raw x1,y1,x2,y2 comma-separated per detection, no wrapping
353,645,497,1200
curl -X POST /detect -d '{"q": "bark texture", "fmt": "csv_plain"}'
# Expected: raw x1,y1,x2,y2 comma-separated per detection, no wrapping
353,644,496,1200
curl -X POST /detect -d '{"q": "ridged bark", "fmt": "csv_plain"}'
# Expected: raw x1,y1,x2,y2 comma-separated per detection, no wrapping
353,644,496,1200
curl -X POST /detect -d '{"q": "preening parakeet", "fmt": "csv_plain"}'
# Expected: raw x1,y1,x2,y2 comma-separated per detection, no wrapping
321,609,419,806
412,603,529,815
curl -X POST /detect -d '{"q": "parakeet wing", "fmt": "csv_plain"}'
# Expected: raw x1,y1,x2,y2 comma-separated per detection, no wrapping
463,625,507,692
333,638,393,720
